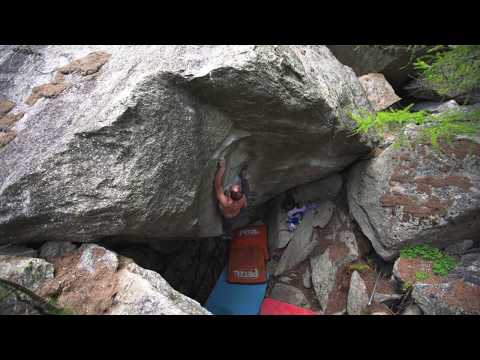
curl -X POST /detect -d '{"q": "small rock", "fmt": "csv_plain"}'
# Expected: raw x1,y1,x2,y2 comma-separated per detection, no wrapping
270,283,310,308
358,73,401,111
303,267,312,289
401,304,423,315
39,241,77,261
279,276,292,284
347,271,369,315
274,210,318,276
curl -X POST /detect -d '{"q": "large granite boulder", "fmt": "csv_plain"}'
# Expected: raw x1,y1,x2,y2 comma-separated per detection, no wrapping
0,45,374,245
327,45,420,90
348,125,480,261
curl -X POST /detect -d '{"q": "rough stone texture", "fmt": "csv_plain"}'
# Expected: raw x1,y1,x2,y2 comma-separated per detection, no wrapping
393,254,480,315
291,174,343,206
39,241,78,261
26,82,68,106
443,240,474,256
412,280,480,315
0,112,24,130
0,45,375,245
0,99,15,115
358,73,401,111
269,282,310,308
108,262,211,315
347,271,369,315
310,225,360,313
0,255,54,290
0,130,16,148
348,124,480,261
38,243,210,315
327,45,418,89
392,257,442,286
58,51,111,76
303,267,312,289
306,202,371,314
312,201,335,228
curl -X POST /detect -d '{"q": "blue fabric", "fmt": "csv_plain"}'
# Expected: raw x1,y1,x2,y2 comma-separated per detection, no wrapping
286,202,321,232
205,266,268,315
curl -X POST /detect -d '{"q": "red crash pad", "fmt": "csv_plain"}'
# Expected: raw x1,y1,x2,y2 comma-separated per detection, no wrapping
228,246,267,284
231,224,269,261
260,298,318,315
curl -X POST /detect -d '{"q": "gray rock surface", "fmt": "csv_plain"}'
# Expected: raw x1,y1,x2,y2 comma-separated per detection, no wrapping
108,262,211,315
266,194,293,251
269,283,310,308
348,125,480,261
393,252,480,315
291,174,343,206
0,45,374,245
311,201,335,228
327,45,419,89
358,73,401,111
0,255,54,290
444,240,475,256
347,271,369,315
303,267,312,289
274,209,318,276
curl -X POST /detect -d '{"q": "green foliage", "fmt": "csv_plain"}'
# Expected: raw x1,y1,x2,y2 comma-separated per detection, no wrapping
349,263,371,273
350,107,480,151
414,45,480,101
400,244,457,277
402,280,414,291
350,105,427,138
421,109,480,149
415,271,430,281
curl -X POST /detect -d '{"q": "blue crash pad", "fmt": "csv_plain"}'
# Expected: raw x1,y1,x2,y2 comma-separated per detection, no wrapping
205,266,268,315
